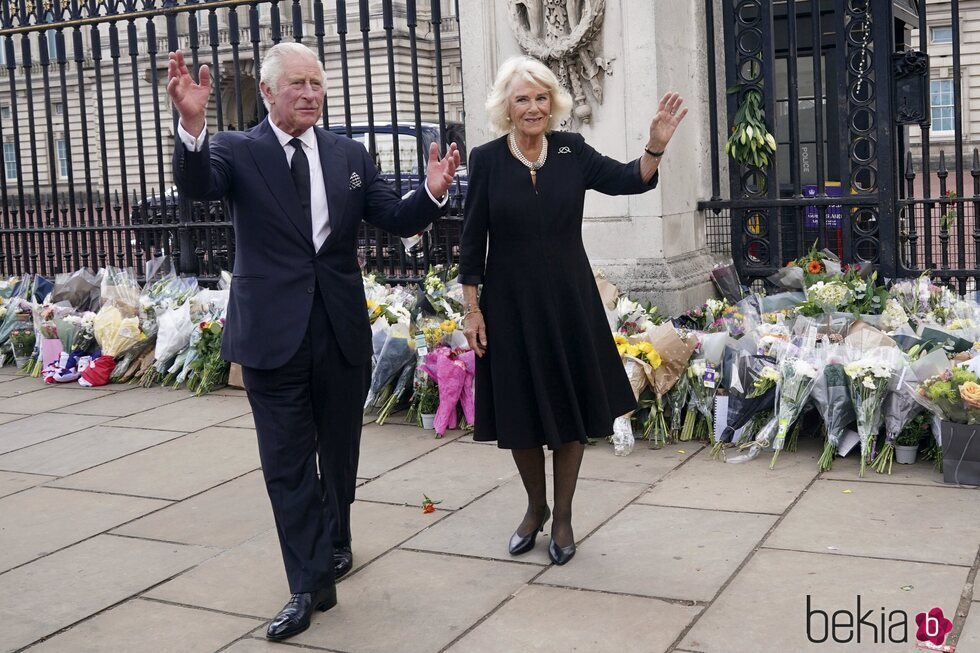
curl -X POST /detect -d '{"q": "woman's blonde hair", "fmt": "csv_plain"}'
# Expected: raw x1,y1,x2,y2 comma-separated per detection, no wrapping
485,56,572,134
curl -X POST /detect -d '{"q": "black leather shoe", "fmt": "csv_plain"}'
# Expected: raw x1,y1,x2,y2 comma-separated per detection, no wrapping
266,586,337,641
508,506,551,556
548,537,576,566
334,545,353,579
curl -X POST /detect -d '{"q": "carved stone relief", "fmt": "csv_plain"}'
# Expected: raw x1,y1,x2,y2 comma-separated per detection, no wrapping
507,0,611,127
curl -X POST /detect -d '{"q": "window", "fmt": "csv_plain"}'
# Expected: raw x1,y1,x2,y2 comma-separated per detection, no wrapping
931,26,953,44
0,106,9,120
56,138,68,178
931,78,955,132
3,143,16,181
53,102,63,116
43,13,57,60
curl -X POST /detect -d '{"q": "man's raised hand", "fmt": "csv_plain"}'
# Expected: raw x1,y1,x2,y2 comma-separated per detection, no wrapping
167,51,212,137
425,142,461,200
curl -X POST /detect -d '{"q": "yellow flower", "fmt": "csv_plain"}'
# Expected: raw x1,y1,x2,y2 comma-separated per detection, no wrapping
646,348,663,370
614,334,628,346
440,320,457,333
636,341,654,355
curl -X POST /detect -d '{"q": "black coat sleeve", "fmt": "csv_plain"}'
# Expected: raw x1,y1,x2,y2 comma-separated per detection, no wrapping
172,132,235,201
458,146,489,286
574,132,659,196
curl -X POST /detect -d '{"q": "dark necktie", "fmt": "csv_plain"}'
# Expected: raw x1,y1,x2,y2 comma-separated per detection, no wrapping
289,137,312,235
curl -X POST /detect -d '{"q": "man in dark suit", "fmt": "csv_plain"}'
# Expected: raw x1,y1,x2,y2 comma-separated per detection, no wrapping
167,43,459,641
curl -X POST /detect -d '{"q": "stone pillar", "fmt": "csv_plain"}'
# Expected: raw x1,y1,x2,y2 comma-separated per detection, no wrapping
459,0,722,315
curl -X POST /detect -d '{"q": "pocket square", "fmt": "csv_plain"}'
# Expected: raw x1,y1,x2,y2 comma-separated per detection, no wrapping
349,172,362,190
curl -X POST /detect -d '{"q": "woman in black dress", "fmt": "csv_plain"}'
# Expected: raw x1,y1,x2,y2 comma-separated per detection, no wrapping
459,56,687,565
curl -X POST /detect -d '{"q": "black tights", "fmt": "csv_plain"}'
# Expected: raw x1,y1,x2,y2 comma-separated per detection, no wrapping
511,441,585,548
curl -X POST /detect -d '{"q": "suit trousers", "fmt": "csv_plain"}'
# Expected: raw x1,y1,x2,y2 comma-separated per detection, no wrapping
241,287,370,593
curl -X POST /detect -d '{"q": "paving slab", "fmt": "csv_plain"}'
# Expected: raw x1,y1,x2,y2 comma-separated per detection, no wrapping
0,376,49,397
638,443,819,514
49,427,260,500
107,394,252,432
218,413,256,429
26,598,263,653
578,439,702,484
765,479,980,566
539,504,776,602
113,469,274,549
406,476,647,565
681,548,968,653
51,386,194,417
216,641,305,653
355,441,518,510
957,606,980,652
445,584,701,653
146,501,434,618
0,386,113,413
0,534,219,653
0,486,169,571
0,424,186,476
286,549,538,653
0,412,112,455
0,412,26,426
820,452,944,486
357,422,463,479
0,470,51,498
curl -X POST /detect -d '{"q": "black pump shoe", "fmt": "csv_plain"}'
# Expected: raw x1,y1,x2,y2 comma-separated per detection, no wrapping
508,506,551,556
548,537,576,565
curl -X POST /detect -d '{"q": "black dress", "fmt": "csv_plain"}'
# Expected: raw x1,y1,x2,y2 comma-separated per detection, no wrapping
459,131,659,450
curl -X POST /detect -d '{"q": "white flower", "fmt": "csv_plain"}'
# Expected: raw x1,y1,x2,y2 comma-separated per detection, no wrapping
862,377,876,390
791,359,818,378
760,366,781,383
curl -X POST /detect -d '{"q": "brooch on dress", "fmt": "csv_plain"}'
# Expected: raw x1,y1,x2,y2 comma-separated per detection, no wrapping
557,146,571,154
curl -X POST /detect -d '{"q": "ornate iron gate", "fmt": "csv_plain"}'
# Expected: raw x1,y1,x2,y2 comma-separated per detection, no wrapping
702,0,977,289
0,0,464,285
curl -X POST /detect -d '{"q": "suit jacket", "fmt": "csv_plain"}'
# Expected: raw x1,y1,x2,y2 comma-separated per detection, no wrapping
173,118,442,369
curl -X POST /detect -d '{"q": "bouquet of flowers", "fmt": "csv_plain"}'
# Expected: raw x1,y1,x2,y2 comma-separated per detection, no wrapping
609,294,663,336
642,323,696,448
50,267,103,312
185,318,229,395
611,335,661,455
709,262,746,303
768,347,821,468
80,305,147,386
99,266,141,316
874,374,923,474
416,346,476,437
364,320,416,413
718,350,779,457
421,264,464,320
406,372,440,427
799,279,852,316
9,327,35,369
811,344,856,471
138,300,196,387
843,346,904,476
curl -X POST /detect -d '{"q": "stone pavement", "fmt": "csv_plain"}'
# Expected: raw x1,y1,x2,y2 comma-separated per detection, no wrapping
0,363,978,653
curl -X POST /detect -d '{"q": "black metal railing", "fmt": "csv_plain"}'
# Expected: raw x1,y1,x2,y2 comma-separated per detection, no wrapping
700,0,975,287
0,0,464,285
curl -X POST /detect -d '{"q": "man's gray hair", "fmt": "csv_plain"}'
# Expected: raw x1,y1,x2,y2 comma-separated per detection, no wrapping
259,43,327,110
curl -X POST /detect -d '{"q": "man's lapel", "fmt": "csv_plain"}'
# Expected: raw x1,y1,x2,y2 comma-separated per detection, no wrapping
245,119,313,249
315,128,349,253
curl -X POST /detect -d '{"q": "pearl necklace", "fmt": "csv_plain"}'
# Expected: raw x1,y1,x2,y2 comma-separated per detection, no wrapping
508,130,548,179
